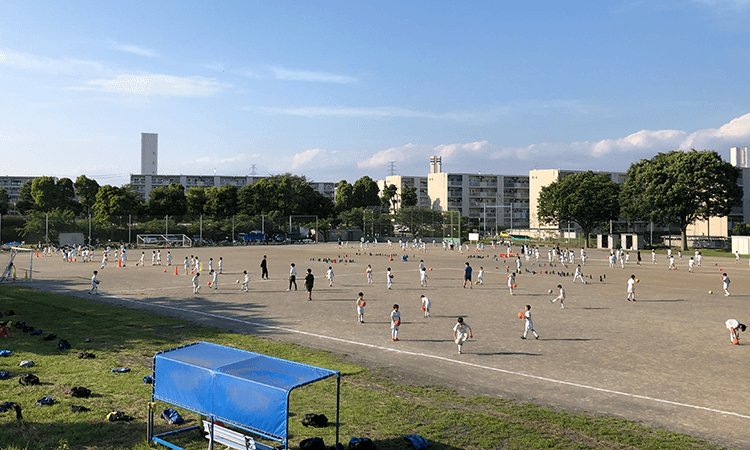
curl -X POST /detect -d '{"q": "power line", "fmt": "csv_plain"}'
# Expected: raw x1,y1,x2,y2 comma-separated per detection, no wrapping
388,161,396,176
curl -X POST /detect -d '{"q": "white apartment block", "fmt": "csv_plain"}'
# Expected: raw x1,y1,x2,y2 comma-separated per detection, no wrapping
427,171,530,231
308,181,337,201
130,174,265,199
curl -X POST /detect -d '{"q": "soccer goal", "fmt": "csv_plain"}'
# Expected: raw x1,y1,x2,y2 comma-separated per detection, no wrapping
136,234,192,248
0,246,34,283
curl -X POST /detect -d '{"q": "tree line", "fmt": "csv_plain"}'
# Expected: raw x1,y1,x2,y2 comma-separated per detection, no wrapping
538,150,744,250
0,173,428,243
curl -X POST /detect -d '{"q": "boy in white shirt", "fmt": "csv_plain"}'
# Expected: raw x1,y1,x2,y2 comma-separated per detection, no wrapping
420,267,428,287
390,304,401,341
366,265,373,284
627,274,637,301
210,269,218,290
387,267,393,290
452,317,472,354
550,284,565,308
192,272,201,294
326,266,335,287
477,267,484,285
725,319,746,344
88,271,100,295
520,305,539,340
722,273,730,296
357,293,365,323
421,295,431,318
240,270,249,292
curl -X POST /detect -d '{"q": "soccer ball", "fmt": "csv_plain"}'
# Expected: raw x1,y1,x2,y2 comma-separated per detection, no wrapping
236,280,240,283
708,290,713,294
733,338,739,345
475,281,479,285
548,289,552,294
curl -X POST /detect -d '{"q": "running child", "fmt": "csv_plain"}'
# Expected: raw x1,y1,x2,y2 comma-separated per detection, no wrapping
88,270,100,295
325,266,334,287
573,264,585,283
192,272,201,294
210,269,218,290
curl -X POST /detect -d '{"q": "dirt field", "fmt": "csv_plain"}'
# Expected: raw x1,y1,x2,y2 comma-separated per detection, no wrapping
16,243,750,449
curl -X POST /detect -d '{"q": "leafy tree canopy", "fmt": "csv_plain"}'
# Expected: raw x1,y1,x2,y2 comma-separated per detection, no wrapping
400,186,418,208
92,184,144,223
186,187,207,216
75,175,100,214
352,176,380,208
0,187,9,215
538,171,621,247
620,150,742,250
148,183,187,216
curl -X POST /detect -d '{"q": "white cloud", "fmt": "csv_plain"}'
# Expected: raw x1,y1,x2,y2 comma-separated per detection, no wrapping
291,149,324,169
0,50,106,75
254,105,475,120
268,66,357,83
111,44,156,57
79,74,230,97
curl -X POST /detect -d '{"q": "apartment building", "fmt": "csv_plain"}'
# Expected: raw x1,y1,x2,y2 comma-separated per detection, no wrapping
377,175,430,211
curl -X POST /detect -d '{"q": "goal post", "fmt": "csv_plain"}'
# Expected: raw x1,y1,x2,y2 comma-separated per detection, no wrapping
136,234,193,248
0,246,34,283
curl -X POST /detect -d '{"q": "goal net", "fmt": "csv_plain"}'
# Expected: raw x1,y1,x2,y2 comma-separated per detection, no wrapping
136,234,193,248
0,246,34,283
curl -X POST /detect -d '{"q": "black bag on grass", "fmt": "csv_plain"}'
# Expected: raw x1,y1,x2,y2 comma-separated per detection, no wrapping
0,371,9,380
42,334,57,341
107,411,134,422
57,339,71,350
70,386,91,398
71,405,90,413
35,396,54,406
302,413,328,427
78,352,95,359
19,373,39,386
161,408,184,425
348,437,375,449
300,437,325,449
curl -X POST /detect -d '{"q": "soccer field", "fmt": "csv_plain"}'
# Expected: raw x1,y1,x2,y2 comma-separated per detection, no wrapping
21,243,750,449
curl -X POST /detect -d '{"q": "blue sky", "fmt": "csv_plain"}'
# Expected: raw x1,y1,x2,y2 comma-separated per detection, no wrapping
2,0,750,186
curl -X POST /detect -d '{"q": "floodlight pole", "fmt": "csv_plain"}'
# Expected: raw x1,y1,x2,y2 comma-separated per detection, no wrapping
128,214,132,244
200,214,203,242
88,213,92,246
45,213,49,246
232,215,235,242
166,215,169,239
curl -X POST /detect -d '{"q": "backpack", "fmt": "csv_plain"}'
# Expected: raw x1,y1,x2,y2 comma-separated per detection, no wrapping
403,435,428,450
42,333,57,341
348,437,375,449
143,375,153,384
70,405,90,413
18,360,35,368
14,321,26,329
0,371,10,380
160,408,184,425
19,373,40,386
300,438,326,450
35,396,55,406
0,402,17,412
57,339,71,350
0,350,11,357
70,386,91,398
78,352,96,359
302,413,329,428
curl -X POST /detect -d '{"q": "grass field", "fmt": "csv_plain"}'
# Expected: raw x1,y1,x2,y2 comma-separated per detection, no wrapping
0,285,731,450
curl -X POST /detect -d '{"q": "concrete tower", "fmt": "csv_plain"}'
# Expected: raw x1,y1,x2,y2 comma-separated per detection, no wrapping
141,133,158,175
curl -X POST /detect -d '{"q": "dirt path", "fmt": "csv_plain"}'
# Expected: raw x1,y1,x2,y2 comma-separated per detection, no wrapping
21,243,750,449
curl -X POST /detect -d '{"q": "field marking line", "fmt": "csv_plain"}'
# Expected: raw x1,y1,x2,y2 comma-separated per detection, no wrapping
104,293,750,420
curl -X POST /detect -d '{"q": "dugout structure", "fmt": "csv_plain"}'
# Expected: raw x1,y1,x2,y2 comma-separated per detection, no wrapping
148,341,340,450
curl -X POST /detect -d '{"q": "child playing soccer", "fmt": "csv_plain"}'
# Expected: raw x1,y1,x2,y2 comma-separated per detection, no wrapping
477,267,484,285
507,273,516,295
421,295,431,318
390,304,401,341
722,273,731,296
88,271,100,295
420,267,428,287
520,305,539,340
725,319,746,344
387,268,393,290
551,284,565,308
366,265,373,284
357,293,365,323
627,274,636,301
240,270,249,292
326,266,334,287
452,317,473,354
192,272,201,294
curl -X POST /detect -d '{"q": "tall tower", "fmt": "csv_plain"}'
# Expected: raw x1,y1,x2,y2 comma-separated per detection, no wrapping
731,147,748,168
430,156,442,173
141,133,158,175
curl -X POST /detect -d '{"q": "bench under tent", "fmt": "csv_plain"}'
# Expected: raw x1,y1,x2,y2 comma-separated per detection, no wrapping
148,341,340,450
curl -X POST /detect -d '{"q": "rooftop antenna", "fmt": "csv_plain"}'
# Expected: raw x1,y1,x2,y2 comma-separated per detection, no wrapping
388,161,396,176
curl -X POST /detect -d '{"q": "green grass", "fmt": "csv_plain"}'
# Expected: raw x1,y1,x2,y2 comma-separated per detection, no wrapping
0,286,731,450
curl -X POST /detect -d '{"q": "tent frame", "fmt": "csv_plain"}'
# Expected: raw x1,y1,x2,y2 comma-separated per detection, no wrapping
147,341,340,450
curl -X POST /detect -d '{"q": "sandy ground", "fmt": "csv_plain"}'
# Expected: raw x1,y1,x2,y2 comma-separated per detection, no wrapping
12,243,750,449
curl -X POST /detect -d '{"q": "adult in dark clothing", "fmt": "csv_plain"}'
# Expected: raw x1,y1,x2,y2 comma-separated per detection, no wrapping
260,255,268,279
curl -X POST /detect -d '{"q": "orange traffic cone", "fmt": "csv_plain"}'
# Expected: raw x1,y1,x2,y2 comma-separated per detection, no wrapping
389,254,393,261
175,267,179,275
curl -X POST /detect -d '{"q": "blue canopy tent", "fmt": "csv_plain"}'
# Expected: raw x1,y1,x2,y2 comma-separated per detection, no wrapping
148,341,340,450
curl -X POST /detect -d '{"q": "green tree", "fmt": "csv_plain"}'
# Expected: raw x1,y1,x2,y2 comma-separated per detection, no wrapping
732,222,750,236
15,180,35,214
56,178,82,214
30,176,58,212
334,180,353,213
538,171,621,247
400,186,418,208
0,187,9,215
186,187,207,217
381,184,398,210
148,183,187,216
93,185,144,223
204,185,238,217
620,150,743,250
74,175,100,214
352,176,380,208
18,208,78,243
238,174,333,218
